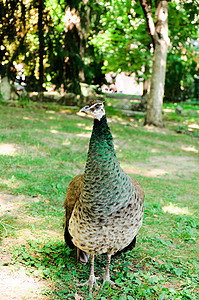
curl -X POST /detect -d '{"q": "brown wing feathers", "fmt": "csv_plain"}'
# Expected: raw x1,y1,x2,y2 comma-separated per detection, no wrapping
63,174,90,264
63,175,84,248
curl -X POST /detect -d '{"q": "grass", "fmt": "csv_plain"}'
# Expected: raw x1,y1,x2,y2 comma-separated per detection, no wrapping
0,98,199,299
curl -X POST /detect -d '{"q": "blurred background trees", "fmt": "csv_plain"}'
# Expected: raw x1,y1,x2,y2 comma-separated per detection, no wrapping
0,0,105,94
0,0,198,110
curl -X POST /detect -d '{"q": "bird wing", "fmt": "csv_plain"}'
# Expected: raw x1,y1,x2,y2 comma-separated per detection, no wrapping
63,174,90,264
131,177,145,204
63,174,84,249
63,174,84,226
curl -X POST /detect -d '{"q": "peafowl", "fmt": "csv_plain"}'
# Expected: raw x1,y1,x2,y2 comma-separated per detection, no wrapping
63,101,144,293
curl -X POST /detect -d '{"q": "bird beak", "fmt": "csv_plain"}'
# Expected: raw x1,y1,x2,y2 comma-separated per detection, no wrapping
80,105,90,114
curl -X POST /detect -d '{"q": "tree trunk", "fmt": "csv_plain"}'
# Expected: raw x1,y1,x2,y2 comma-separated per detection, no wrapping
38,0,44,92
143,35,151,97
140,0,169,127
142,63,150,96
145,36,168,126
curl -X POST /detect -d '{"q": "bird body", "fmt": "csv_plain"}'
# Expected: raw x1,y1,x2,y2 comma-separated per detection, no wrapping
68,115,143,255
63,102,144,292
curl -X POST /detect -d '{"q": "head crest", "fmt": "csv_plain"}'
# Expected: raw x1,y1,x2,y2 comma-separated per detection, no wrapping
87,99,105,107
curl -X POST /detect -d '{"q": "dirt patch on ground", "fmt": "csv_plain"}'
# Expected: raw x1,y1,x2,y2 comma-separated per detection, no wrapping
0,265,49,300
0,193,40,214
123,154,199,179
0,193,51,299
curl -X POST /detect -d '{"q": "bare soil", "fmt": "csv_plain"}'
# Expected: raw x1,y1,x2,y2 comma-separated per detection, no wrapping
0,193,51,300
0,265,49,300
124,154,199,179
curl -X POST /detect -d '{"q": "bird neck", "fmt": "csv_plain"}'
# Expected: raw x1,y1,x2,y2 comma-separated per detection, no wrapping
88,115,115,155
80,115,134,214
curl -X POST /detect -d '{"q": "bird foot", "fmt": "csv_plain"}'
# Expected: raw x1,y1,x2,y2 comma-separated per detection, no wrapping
77,275,100,294
102,276,116,289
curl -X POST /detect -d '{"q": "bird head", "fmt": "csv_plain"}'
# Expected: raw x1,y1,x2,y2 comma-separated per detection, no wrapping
80,101,105,121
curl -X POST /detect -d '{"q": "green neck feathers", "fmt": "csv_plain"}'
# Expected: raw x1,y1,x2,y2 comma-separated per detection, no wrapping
81,115,134,214
88,115,115,156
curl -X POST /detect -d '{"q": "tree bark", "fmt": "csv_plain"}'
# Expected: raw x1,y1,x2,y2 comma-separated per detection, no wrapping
38,0,44,92
140,0,170,127
145,37,168,126
142,59,150,96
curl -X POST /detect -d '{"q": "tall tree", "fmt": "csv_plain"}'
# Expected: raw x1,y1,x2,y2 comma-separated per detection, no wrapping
0,0,41,89
0,0,22,79
38,0,44,91
140,0,170,127
45,0,104,94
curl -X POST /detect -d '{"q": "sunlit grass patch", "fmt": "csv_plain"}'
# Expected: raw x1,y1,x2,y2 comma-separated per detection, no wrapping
162,203,192,215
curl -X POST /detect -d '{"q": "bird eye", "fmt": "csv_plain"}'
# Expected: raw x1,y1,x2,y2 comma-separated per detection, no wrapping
95,104,101,109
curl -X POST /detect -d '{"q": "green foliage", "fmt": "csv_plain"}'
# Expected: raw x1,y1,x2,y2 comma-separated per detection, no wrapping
0,0,28,80
165,1,199,101
91,0,152,78
1,0,198,100
165,51,197,102
91,0,199,100
0,0,105,93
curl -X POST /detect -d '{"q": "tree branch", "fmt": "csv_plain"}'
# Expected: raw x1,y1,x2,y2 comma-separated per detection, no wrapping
139,0,155,48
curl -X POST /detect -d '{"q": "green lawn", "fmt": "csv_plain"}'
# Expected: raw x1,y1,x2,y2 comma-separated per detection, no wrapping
0,99,199,299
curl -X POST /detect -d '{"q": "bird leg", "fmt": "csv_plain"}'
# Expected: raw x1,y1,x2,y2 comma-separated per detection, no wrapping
102,254,116,288
77,254,99,294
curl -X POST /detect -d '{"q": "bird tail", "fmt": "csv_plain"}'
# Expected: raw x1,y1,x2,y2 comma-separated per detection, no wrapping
77,248,90,265
64,224,75,249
